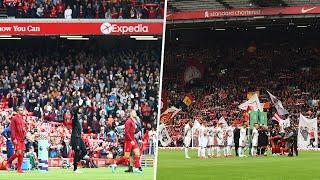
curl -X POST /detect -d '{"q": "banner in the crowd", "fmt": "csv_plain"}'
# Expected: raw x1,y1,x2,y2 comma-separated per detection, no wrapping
160,106,181,124
184,60,205,84
167,6,320,20
249,111,259,128
279,118,291,132
267,90,289,115
250,111,267,128
258,111,268,125
158,124,172,147
298,114,318,149
0,20,163,35
182,93,193,106
239,93,263,111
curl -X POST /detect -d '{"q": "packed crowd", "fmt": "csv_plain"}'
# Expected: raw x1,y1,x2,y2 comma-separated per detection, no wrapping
162,41,320,148
3,0,164,19
0,40,160,164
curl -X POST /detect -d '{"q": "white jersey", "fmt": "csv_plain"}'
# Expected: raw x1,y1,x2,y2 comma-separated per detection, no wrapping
227,126,234,146
183,124,192,147
199,125,208,147
239,127,247,147
207,126,214,146
252,128,259,146
195,126,201,147
216,126,224,146
184,124,192,138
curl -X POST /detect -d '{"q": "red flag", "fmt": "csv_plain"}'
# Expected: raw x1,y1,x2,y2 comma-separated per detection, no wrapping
271,113,283,122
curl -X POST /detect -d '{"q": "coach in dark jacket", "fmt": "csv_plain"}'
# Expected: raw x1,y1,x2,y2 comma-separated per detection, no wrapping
71,106,87,172
234,126,240,156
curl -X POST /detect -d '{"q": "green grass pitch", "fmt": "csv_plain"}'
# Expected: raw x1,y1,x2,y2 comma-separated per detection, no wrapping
156,149,320,180
0,166,154,180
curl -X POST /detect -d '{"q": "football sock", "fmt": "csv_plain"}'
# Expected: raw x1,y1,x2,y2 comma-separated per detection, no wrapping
134,155,140,168
17,153,24,171
184,148,189,158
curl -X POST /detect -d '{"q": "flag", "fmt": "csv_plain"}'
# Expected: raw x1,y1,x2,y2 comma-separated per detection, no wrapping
279,118,290,132
247,91,260,100
249,111,259,128
218,116,228,127
267,90,289,115
258,111,268,125
160,106,181,125
271,113,283,122
182,93,193,106
298,114,318,149
239,93,263,112
158,124,172,147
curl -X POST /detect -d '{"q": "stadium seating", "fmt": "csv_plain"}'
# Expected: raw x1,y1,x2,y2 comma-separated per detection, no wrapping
169,0,225,11
283,0,320,6
168,0,320,12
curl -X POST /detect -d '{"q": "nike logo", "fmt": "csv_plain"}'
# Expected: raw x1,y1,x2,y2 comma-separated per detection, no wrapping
301,7,317,14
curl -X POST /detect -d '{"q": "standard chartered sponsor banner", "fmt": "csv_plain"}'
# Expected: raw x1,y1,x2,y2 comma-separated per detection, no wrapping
167,6,320,20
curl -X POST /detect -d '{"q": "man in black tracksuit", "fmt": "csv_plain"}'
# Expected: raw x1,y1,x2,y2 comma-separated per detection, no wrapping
233,126,240,156
71,106,87,173
285,127,298,157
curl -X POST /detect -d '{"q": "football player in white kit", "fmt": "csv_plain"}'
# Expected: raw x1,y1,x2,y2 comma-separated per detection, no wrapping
199,122,208,158
207,122,214,158
212,124,218,157
222,124,229,157
183,120,193,159
192,119,201,158
226,124,235,157
216,122,224,157
238,123,248,157
251,123,259,156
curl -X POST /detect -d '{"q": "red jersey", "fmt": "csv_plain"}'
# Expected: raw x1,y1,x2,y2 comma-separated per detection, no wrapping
148,9,157,19
141,104,151,116
56,3,64,13
310,131,315,139
124,118,136,142
11,114,26,141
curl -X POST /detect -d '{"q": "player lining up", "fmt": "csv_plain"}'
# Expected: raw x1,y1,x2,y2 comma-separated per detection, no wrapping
238,124,248,157
251,123,259,156
199,121,208,158
183,120,192,159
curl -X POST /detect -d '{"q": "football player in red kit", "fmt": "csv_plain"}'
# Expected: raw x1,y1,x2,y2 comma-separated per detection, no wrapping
111,110,142,173
6,107,26,173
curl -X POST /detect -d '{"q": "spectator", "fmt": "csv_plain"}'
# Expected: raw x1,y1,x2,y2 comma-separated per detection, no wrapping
148,127,156,155
36,3,44,18
64,5,72,19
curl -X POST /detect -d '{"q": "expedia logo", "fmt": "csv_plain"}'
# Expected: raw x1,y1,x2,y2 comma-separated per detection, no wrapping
100,22,149,35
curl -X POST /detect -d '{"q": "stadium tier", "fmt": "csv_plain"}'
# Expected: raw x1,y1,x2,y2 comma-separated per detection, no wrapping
0,37,161,170
169,0,320,12
0,0,164,19
161,25,320,148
